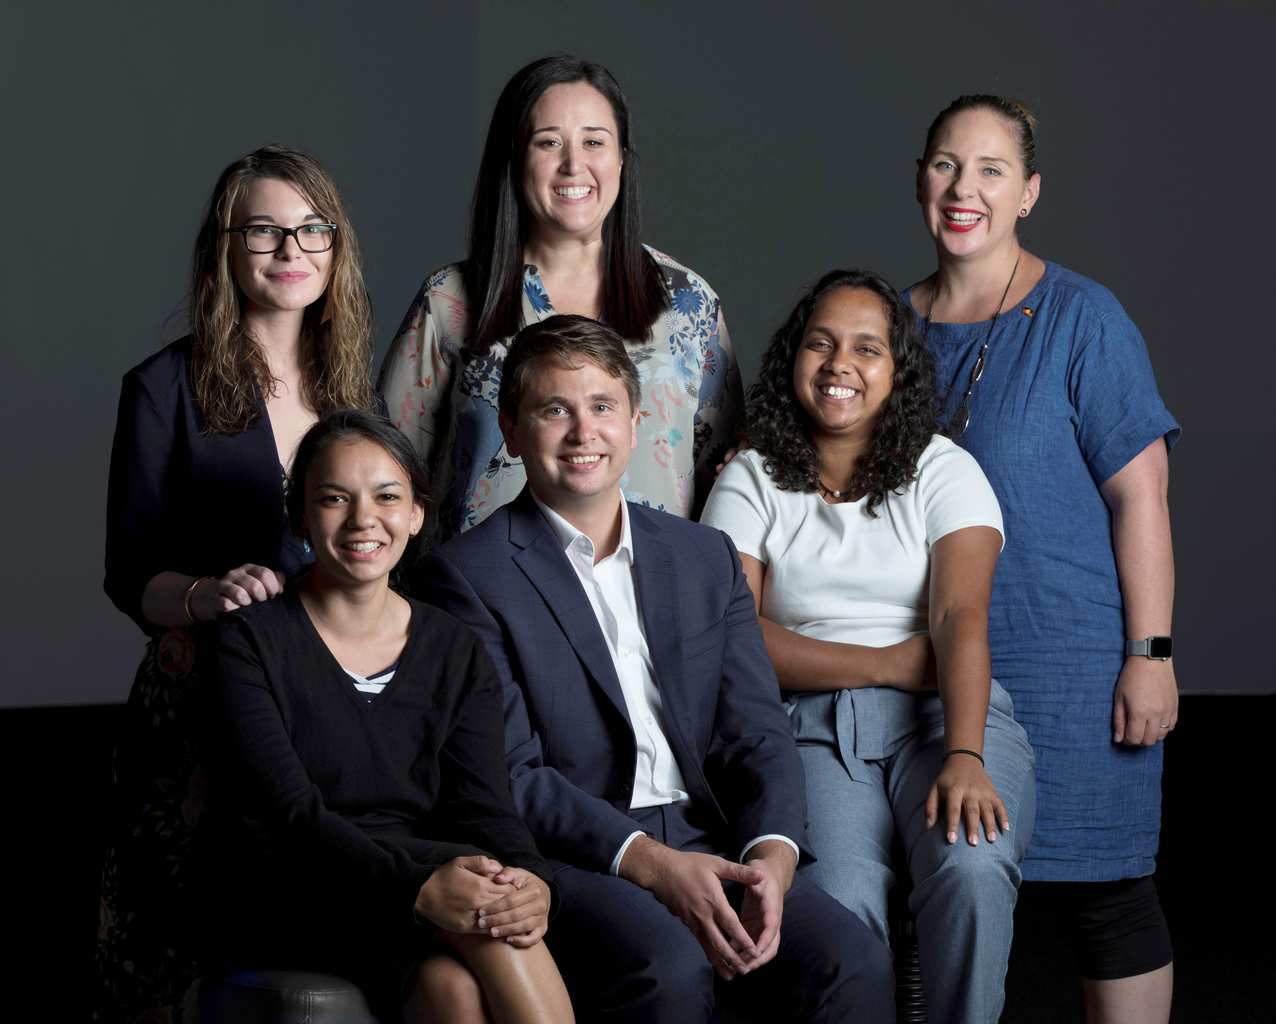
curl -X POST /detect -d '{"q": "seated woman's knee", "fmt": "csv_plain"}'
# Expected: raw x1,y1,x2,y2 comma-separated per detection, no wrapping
405,954,485,1023
917,842,1018,911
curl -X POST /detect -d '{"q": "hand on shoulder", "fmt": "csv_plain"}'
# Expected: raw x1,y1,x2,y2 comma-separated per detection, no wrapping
191,564,285,621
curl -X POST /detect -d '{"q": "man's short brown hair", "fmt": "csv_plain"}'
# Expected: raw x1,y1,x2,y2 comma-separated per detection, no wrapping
499,314,642,420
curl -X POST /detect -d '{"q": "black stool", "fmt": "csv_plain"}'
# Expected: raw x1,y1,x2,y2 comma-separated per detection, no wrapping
194,970,383,1023
888,847,928,1023
891,908,928,1023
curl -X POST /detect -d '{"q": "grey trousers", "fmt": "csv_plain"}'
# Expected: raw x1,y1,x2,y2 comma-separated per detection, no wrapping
786,682,1036,1024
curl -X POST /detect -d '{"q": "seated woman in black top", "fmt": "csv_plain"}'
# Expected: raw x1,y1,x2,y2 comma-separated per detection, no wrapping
202,411,574,1024
98,145,377,1022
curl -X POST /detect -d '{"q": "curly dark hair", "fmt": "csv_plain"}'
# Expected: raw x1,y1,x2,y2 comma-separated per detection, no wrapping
746,269,938,517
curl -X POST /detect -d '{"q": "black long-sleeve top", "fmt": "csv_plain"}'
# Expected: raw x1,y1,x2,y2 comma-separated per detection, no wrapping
201,589,554,937
104,337,311,633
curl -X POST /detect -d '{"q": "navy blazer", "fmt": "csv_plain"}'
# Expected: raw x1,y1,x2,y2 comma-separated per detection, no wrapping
420,489,812,874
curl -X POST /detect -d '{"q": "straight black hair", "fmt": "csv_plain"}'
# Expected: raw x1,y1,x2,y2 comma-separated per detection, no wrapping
464,55,668,351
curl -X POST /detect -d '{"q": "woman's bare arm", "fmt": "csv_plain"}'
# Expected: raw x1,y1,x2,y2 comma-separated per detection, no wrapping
926,525,1008,844
738,553,932,692
1100,437,1177,746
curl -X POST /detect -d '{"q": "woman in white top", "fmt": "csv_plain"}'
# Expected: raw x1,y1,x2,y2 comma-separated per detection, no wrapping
702,269,1035,1024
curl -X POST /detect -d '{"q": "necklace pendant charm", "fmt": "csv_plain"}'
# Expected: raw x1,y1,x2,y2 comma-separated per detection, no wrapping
971,351,986,383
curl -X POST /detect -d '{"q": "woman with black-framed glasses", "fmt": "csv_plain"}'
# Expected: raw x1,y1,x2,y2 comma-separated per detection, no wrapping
95,145,376,1022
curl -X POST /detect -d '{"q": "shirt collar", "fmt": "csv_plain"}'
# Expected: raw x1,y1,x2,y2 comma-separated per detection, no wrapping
532,491,633,566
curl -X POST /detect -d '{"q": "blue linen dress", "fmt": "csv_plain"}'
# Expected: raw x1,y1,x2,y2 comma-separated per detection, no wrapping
906,262,1179,882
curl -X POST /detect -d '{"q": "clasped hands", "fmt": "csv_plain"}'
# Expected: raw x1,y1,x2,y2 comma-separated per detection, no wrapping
620,836,795,980
414,855,552,947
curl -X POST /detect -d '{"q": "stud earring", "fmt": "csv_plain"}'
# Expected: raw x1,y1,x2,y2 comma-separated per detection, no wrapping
1019,208,1028,217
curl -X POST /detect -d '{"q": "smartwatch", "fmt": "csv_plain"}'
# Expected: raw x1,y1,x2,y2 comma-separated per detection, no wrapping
1125,636,1173,660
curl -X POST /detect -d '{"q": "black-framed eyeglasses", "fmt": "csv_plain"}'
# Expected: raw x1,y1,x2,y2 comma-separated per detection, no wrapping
226,223,338,253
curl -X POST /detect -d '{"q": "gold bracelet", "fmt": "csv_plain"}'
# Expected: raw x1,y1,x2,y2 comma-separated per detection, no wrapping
183,576,213,624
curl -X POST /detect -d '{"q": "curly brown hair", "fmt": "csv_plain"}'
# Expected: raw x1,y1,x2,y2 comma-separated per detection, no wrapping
746,269,938,517
190,145,373,434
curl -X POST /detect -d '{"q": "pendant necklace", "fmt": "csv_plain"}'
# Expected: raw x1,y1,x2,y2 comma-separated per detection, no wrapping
924,251,1021,438
817,479,851,503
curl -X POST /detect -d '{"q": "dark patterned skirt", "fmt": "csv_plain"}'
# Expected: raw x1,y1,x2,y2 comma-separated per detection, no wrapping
94,629,206,1024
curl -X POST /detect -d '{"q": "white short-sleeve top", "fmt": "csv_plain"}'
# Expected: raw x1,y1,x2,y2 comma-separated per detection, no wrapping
700,437,1003,648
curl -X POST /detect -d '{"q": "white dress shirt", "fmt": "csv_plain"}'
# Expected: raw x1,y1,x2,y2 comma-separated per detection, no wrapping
533,494,798,874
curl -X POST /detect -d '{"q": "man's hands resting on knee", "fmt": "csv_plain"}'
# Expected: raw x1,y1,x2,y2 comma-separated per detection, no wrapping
738,840,796,974
618,836,796,980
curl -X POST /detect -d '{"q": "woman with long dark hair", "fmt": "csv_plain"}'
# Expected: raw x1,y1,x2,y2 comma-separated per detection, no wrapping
906,95,1179,1022
97,145,375,1021
702,269,1035,1023
200,410,573,1024
380,55,741,547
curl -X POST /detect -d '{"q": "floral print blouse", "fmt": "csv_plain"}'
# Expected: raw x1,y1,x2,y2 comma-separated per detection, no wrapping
379,247,743,548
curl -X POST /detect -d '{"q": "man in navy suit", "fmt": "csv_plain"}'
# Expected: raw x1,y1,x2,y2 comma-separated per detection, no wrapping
419,315,892,1022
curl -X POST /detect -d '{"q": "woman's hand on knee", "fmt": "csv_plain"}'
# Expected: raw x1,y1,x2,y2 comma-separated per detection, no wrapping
475,869,552,947
926,755,1010,846
414,855,516,933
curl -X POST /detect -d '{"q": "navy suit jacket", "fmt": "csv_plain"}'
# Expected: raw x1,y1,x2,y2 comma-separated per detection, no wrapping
419,488,812,874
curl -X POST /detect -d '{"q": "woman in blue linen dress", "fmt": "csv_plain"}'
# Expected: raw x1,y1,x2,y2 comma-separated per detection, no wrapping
906,95,1180,1022
379,55,741,549
97,146,376,1022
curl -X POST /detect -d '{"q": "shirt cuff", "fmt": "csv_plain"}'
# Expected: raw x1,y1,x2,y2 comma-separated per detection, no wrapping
610,830,647,876
740,834,800,863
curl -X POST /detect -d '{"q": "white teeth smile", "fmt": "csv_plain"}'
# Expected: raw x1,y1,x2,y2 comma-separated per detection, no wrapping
821,386,859,399
345,541,382,552
566,455,601,464
554,186,592,198
946,211,983,223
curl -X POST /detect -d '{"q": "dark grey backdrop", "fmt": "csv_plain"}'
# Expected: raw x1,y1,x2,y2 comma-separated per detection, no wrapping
2,0,1271,706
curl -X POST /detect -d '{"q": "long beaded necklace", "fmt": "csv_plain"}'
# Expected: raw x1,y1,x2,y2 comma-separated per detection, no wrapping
924,251,1021,439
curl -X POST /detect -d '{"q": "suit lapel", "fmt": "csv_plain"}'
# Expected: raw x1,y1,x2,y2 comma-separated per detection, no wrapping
508,490,632,729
